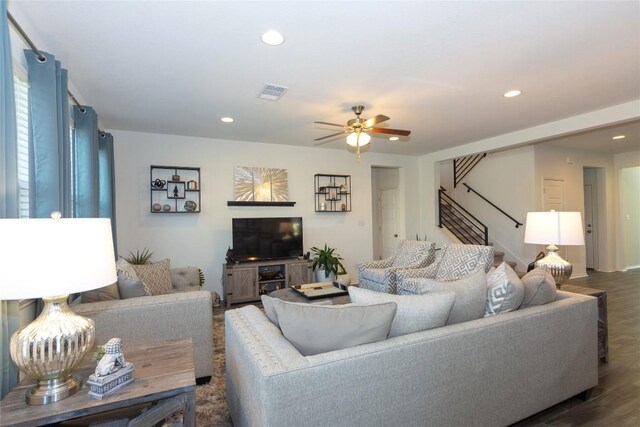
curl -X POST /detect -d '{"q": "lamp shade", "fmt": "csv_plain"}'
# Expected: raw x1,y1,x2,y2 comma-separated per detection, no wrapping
346,132,371,147
524,211,585,246
0,218,116,299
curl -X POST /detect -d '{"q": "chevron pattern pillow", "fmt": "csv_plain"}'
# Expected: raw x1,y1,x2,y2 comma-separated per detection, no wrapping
391,240,435,268
484,262,525,317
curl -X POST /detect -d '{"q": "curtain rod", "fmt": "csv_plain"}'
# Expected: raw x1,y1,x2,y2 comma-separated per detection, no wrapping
7,9,101,129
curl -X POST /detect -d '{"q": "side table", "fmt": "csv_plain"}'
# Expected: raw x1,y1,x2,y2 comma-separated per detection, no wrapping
1,339,196,426
561,284,609,362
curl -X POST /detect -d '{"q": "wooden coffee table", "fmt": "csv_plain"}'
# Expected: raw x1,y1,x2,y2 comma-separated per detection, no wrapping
270,284,352,305
0,339,196,426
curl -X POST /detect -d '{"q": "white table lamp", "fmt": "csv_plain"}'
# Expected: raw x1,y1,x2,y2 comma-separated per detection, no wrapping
524,211,585,287
0,214,116,405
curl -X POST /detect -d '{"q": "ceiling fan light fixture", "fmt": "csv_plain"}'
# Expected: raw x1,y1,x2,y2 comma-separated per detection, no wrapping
346,132,371,147
261,30,285,46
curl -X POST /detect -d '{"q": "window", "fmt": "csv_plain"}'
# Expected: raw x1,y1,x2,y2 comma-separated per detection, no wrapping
13,73,29,218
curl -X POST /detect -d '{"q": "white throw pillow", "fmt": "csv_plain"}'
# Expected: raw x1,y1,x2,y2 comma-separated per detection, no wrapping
261,296,396,356
348,287,455,337
484,262,525,317
401,268,487,325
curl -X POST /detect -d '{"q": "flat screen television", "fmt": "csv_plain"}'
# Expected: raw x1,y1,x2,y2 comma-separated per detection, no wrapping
232,217,303,262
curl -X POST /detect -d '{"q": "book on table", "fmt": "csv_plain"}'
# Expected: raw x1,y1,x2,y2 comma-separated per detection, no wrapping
290,282,348,300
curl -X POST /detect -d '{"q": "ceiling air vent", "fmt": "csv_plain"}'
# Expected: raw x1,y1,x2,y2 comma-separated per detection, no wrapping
258,84,288,101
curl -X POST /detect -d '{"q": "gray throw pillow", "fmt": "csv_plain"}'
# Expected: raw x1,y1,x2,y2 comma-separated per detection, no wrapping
520,267,557,308
80,283,120,303
117,271,147,299
402,268,487,325
348,287,455,337
261,296,397,356
484,262,525,317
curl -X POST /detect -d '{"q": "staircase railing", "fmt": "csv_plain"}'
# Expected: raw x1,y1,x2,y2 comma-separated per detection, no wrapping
462,183,523,228
438,187,488,245
454,153,486,188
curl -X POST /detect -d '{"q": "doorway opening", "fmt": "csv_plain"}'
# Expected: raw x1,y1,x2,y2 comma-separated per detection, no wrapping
371,167,401,260
583,167,604,271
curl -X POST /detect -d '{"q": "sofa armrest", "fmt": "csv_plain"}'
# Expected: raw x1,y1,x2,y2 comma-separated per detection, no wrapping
73,290,213,379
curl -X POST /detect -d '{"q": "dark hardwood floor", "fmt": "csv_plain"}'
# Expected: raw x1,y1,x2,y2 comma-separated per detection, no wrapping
515,269,640,426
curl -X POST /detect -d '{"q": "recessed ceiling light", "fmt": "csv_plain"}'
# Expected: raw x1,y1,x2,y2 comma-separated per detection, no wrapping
612,135,626,140
261,30,285,46
503,90,522,98
389,137,399,141
220,117,234,123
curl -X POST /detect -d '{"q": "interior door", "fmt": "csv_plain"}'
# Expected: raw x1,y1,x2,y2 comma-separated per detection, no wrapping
380,189,399,259
584,184,596,269
543,178,566,258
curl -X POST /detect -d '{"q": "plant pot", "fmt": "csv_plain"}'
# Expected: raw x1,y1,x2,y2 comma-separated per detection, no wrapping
335,273,351,286
314,268,335,283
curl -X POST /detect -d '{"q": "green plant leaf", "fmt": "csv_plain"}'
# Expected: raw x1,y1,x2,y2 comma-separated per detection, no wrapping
123,248,154,265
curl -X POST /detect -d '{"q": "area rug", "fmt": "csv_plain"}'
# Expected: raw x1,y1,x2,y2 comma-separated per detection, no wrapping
195,313,232,426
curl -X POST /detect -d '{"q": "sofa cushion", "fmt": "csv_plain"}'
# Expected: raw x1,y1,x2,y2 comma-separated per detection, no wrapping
484,262,525,317
131,259,173,296
170,266,200,289
117,271,147,299
400,268,487,325
520,267,556,308
260,296,396,356
81,282,120,303
348,286,455,337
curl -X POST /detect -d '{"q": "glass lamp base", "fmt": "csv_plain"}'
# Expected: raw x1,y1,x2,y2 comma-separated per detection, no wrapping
10,295,95,405
534,245,572,288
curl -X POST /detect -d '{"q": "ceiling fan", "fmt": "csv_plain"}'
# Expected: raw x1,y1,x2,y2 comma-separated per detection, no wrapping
314,105,411,160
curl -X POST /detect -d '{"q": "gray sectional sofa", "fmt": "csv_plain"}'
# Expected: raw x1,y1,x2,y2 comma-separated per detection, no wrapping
225,291,598,426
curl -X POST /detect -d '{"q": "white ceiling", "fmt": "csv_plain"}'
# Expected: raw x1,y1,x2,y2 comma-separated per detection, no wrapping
8,1,640,156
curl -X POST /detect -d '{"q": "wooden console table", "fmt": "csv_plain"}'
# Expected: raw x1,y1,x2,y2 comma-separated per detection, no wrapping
1,339,196,426
561,284,609,362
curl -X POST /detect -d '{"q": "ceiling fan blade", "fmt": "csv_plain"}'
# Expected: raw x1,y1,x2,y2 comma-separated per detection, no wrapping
314,121,347,128
363,114,390,128
314,131,347,141
370,127,411,136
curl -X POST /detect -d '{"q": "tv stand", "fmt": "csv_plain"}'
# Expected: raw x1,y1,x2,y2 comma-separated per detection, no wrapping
223,258,312,307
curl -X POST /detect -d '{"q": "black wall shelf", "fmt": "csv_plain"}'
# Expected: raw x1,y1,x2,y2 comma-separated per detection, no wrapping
227,201,296,207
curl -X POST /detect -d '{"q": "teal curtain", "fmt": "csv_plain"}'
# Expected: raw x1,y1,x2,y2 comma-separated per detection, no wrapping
25,50,72,218
99,132,118,257
1,0,20,398
73,105,99,217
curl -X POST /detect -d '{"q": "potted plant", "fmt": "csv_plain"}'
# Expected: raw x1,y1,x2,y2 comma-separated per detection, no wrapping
310,244,345,282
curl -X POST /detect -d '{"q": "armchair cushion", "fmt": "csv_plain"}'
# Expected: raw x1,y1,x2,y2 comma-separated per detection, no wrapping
391,240,436,268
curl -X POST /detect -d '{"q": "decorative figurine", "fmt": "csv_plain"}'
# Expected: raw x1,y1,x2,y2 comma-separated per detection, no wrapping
94,338,125,377
152,203,162,212
173,185,179,198
163,204,171,212
152,179,166,189
225,247,235,264
87,338,135,400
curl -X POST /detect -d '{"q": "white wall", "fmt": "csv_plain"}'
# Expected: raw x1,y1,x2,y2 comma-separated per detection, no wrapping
449,146,536,270
111,130,420,297
533,144,617,277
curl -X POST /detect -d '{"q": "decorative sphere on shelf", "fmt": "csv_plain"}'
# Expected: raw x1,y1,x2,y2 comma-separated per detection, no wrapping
163,204,171,212
152,203,162,212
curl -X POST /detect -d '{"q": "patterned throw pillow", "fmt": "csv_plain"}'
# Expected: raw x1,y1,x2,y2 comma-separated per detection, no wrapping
391,241,435,268
131,259,173,296
484,262,525,317
434,244,494,281
116,258,139,280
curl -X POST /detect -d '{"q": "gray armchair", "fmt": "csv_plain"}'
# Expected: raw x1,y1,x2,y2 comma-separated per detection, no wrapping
396,243,494,294
358,240,436,294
